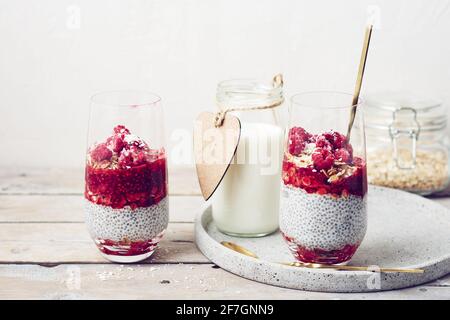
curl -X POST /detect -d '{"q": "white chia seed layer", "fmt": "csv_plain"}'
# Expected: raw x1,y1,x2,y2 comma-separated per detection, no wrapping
85,197,169,242
279,185,367,251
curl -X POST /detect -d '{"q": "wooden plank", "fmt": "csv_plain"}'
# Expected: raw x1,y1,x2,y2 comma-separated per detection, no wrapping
0,167,83,195
0,166,200,196
0,195,204,223
0,223,208,264
0,264,449,300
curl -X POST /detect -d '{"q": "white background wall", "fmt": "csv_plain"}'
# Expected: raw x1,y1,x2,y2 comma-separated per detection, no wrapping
0,0,449,168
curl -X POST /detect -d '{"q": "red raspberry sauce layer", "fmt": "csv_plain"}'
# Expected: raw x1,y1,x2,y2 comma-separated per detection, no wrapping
85,125,167,209
283,127,367,197
96,238,159,256
85,158,167,209
283,233,358,264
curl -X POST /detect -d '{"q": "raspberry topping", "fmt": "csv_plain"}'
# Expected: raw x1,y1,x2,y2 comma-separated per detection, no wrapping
114,125,130,135
334,148,352,164
311,148,335,170
85,125,167,209
288,127,313,156
315,135,332,149
118,146,149,168
90,143,113,162
284,126,367,197
110,135,126,153
323,131,346,149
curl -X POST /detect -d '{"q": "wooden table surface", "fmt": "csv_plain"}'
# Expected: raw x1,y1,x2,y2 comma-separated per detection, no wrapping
1,166,450,300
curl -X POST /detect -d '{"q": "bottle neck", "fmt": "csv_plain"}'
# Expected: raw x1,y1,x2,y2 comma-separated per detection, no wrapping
216,79,283,109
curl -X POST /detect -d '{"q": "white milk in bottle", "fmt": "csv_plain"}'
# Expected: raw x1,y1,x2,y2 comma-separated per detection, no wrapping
211,77,285,237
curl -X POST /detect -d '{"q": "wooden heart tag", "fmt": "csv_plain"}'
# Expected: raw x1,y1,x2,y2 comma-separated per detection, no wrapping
193,112,241,200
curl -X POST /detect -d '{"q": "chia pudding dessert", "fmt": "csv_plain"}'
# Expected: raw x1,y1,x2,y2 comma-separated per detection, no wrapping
280,127,367,265
85,125,168,263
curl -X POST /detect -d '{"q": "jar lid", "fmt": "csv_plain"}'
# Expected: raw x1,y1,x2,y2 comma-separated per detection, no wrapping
364,92,446,133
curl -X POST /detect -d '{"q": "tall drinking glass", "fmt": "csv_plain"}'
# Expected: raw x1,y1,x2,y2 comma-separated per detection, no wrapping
84,91,168,263
280,92,367,265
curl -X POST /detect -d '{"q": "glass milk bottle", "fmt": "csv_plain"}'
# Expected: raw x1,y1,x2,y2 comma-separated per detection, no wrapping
211,78,285,237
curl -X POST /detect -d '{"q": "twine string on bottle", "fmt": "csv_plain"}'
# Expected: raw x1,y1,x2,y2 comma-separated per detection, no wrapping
214,74,284,128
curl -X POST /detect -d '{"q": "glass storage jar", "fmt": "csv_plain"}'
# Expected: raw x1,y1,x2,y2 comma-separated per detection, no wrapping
364,92,449,195
211,77,285,237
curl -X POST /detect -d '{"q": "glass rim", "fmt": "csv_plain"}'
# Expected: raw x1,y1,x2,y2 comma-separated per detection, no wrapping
90,90,162,107
218,77,274,87
217,78,282,94
216,78,283,108
290,91,363,110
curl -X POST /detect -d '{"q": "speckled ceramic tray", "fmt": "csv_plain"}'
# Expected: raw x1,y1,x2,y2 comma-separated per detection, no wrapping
195,186,450,293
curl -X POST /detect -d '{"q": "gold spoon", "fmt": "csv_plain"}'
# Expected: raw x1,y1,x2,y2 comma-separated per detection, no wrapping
346,24,373,141
283,262,424,274
221,241,424,274
221,241,259,259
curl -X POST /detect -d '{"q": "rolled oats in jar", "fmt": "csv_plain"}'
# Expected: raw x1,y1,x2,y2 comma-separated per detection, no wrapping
364,92,449,195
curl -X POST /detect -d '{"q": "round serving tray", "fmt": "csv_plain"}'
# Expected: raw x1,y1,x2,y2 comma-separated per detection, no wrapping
195,186,450,293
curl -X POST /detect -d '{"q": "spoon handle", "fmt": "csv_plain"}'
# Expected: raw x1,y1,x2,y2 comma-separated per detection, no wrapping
346,25,373,140
284,262,424,274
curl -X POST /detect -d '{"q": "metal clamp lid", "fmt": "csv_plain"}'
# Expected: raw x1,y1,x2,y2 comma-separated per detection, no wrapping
388,107,421,169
